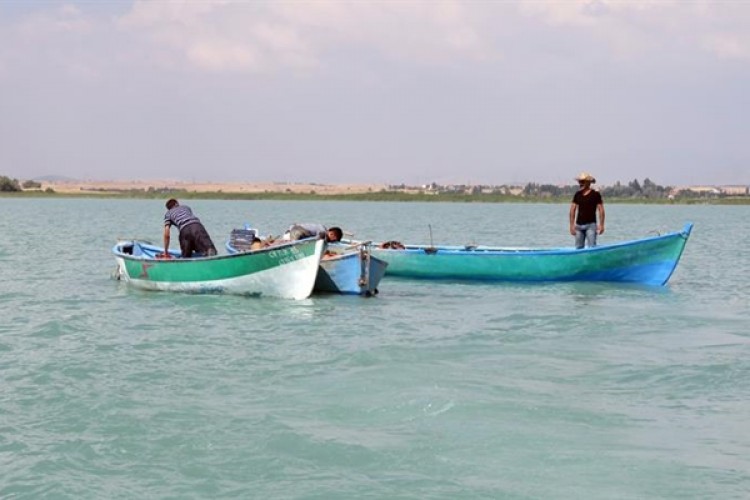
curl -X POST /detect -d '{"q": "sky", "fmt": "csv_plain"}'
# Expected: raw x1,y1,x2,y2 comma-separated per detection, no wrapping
1,0,749,187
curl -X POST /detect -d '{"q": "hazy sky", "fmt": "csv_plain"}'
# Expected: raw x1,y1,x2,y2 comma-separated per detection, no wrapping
1,1,749,186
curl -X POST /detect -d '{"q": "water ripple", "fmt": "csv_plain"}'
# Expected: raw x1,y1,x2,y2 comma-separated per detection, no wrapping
1,199,749,498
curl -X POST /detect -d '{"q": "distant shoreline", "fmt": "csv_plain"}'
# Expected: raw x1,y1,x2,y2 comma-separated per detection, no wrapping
2,178,749,204
4,188,749,205
34,179,390,196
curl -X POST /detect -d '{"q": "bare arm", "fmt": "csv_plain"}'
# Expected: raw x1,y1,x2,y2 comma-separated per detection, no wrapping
597,203,605,235
569,203,577,235
163,224,171,253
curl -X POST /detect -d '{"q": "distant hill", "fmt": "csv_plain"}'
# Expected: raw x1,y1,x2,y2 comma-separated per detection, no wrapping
32,175,78,182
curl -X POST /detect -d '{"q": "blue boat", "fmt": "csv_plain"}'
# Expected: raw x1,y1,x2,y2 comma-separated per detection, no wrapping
226,229,388,296
365,223,693,286
315,243,388,296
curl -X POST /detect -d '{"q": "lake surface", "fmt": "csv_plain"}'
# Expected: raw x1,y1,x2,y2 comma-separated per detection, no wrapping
1,199,748,499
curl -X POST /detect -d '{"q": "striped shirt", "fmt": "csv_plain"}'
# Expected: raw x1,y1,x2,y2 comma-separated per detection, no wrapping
164,205,200,230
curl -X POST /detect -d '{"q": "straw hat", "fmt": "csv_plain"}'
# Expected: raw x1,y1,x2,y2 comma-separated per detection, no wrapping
575,172,596,183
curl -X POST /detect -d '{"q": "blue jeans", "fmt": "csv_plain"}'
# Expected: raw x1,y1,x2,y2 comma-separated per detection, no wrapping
575,223,597,249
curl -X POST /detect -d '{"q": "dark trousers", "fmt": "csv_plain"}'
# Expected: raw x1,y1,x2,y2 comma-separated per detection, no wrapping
179,223,217,258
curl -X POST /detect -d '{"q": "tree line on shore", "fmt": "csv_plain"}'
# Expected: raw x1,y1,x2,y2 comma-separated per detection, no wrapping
0,176,51,192
522,178,671,199
391,178,740,200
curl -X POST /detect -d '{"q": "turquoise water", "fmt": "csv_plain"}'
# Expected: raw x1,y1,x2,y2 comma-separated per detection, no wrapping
1,199,748,499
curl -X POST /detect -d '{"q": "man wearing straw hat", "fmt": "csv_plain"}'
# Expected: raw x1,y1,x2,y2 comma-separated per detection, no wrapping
569,172,605,249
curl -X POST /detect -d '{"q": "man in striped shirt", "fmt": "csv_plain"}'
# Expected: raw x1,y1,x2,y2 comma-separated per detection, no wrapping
163,199,217,258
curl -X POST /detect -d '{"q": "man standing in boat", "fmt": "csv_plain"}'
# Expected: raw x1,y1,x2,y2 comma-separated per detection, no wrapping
569,172,605,249
163,198,217,258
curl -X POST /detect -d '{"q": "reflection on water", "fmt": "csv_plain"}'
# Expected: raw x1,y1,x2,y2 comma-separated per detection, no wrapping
564,281,672,303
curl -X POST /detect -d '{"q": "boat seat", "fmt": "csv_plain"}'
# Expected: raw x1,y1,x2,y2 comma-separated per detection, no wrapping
131,242,144,257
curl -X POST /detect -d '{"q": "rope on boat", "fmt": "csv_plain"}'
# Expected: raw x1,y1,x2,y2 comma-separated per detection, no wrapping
115,237,153,245
340,240,372,250
359,243,372,296
359,241,378,297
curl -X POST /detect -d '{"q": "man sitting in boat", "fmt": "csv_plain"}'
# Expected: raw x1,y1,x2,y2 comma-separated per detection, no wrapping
283,223,343,243
163,198,217,258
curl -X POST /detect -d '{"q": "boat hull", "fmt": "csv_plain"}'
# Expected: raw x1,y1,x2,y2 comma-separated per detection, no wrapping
113,238,324,299
315,250,388,295
225,239,388,296
370,223,693,286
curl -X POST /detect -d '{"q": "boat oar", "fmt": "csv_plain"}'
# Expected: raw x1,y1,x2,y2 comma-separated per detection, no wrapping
424,224,438,254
